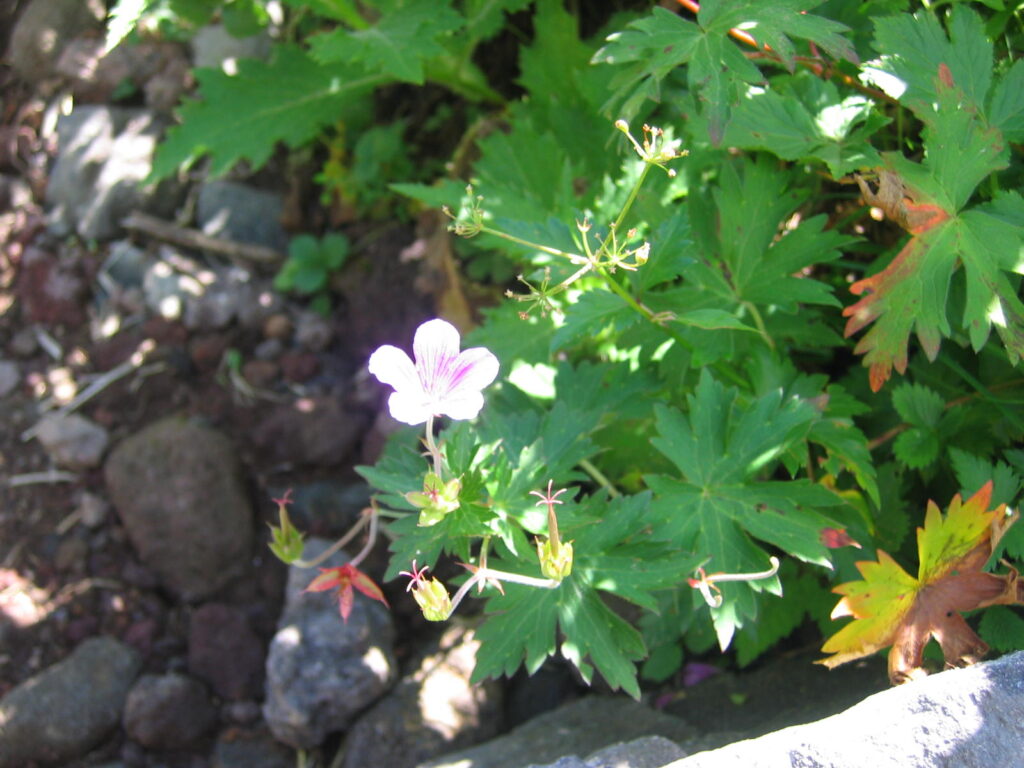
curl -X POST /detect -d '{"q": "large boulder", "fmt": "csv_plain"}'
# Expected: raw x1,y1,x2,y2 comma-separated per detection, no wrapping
104,417,254,601
667,651,1024,768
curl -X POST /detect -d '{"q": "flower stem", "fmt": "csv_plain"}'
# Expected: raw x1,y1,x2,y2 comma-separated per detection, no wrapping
424,414,442,477
291,511,370,569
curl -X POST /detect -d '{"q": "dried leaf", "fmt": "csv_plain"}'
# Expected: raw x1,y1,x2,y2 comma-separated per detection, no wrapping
819,481,1023,683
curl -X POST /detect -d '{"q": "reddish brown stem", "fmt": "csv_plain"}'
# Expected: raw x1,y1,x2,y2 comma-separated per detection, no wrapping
672,0,898,106
867,378,1024,452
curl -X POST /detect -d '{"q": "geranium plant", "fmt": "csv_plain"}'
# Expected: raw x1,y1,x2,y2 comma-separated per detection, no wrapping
118,0,1024,696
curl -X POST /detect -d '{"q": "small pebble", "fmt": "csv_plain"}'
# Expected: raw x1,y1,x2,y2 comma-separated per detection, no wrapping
263,313,292,341
0,359,20,397
77,491,109,528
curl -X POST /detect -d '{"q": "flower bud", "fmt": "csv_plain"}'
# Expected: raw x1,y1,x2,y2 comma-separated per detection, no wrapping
268,503,304,564
411,576,453,621
537,537,573,582
405,473,461,527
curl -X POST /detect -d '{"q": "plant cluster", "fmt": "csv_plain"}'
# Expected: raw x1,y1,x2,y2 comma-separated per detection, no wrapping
112,0,1024,696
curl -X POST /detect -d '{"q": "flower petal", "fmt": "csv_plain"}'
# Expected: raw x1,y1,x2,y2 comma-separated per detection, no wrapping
447,347,499,395
368,345,420,393
387,390,434,425
413,319,461,391
438,390,485,421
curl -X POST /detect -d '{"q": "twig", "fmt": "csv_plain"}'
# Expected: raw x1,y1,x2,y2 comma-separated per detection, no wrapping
21,339,155,441
5,470,78,487
121,211,284,266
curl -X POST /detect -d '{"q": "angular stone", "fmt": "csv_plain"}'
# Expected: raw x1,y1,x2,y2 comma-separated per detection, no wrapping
0,637,141,768
104,417,254,601
263,539,396,749
35,412,109,469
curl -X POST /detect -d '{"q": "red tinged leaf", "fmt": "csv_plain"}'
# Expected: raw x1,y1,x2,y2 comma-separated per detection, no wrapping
842,171,952,392
306,563,389,623
819,482,1024,683
820,527,861,549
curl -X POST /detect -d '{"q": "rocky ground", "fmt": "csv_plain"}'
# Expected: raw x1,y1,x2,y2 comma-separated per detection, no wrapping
3,3,1020,768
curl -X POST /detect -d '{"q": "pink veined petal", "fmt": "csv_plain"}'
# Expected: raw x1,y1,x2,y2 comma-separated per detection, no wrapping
368,345,421,393
438,390,486,421
387,390,435,426
413,319,461,392
445,347,499,397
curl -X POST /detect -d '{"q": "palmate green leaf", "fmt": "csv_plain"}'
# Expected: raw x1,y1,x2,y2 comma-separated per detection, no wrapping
950,448,1022,507
644,371,846,648
870,7,992,115
308,0,463,84
551,289,638,353
473,492,701,697
723,83,886,177
978,606,1024,653
687,156,845,317
151,45,383,178
842,66,1021,389
593,2,855,135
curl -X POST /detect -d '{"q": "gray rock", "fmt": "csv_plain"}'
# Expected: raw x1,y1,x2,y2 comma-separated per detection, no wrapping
192,24,273,69
0,359,19,397
528,736,686,768
46,106,182,240
6,0,103,84
196,180,288,253
0,636,141,767
665,650,888,739
342,622,503,768
263,538,397,749
122,673,217,749
104,417,254,601
420,696,696,768
188,602,265,700
667,651,1024,768
35,412,109,469
211,728,294,768
77,490,110,528
294,311,334,352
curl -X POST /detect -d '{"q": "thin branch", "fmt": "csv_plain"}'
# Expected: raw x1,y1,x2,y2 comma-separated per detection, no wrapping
673,0,898,106
121,211,284,266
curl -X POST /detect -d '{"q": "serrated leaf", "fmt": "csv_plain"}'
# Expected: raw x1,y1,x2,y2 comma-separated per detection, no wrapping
988,58,1024,142
152,45,383,178
551,290,637,353
645,371,846,647
949,448,1022,509
893,427,940,470
842,73,1016,390
871,8,992,116
674,309,758,333
308,0,463,84
891,383,944,427
978,606,1024,653
820,482,1024,682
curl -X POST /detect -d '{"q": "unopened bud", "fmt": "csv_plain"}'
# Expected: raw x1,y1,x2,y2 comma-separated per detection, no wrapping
537,537,574,581
405,473,461,527
412,576,453,621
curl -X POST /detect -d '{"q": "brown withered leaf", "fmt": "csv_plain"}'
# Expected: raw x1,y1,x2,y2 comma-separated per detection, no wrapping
819,481,1023,684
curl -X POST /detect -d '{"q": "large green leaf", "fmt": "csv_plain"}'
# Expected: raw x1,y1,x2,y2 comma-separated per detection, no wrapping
152,45,383,178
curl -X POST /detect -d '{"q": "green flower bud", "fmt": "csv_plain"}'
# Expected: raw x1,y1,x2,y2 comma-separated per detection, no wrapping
268,504,304,564
405,473,461,527
411,576,453,621
537,537,573,582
